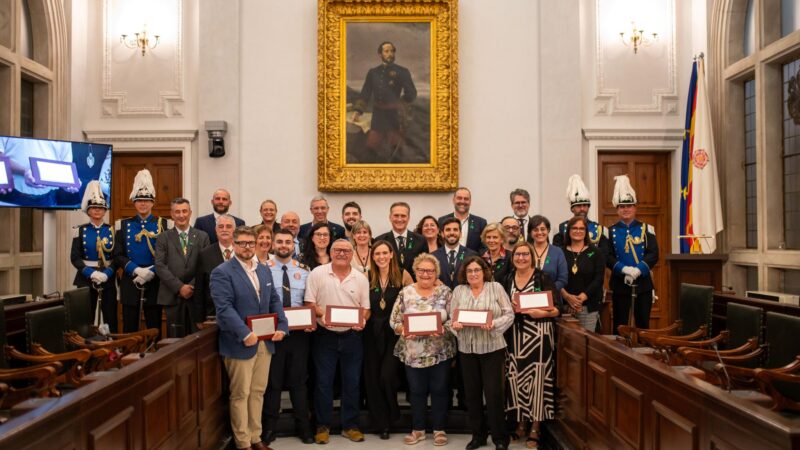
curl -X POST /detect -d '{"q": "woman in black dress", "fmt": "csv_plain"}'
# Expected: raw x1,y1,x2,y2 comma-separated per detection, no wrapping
363,239,412,439
560,216,605,332
299,222,331,270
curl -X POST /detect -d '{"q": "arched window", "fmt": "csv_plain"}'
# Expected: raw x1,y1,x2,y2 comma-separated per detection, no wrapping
0,0,67,297
713,0,800,295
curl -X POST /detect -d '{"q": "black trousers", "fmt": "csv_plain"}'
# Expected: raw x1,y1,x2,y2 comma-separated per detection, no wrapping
612,290,654,333
263,332,312,436
460,349,507,445
122,304,162,337
164,298,197,338
362,331,402,431
84,282,118,333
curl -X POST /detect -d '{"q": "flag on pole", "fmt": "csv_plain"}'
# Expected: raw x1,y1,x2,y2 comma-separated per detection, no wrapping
679,56,724,254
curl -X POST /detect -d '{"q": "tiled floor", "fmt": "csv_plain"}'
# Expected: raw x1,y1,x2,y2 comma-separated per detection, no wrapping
269,433,539,449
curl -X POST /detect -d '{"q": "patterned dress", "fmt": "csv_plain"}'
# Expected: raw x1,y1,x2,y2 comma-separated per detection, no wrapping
505,274,555,422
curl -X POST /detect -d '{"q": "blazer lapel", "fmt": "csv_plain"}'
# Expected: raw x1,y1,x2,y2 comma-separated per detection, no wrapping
232,259,259,303
169,229,185,257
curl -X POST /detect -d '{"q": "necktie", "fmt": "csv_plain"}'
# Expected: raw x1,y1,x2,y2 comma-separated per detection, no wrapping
448,250,456,280
397,235,406,264
224,248,231,260
282,265,291,307
179,232,188,255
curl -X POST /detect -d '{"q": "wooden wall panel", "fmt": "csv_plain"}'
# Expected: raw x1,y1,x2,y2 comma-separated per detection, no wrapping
611,376,644,449
0,326,225,450
554,320,800,450
652,401,698,450
142,381,177,449
89,406,135,450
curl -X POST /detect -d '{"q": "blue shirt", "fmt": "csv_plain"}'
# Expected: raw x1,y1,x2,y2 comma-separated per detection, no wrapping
267,258,309,307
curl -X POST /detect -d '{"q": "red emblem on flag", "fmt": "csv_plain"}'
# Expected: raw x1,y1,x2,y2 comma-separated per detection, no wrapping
693,149,709,169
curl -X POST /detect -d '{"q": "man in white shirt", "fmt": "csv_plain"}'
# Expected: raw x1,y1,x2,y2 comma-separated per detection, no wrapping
195,214,237,323
304,239,370,444
510,188,532,239
194,189,246,244
438,187,487,253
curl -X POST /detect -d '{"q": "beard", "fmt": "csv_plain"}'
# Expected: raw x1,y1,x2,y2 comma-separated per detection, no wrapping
275,248,293,259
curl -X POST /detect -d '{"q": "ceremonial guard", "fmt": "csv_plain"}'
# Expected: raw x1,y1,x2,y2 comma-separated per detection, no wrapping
606,175,659,333
114,169,170,336
553,174,609,255
70,180,117,333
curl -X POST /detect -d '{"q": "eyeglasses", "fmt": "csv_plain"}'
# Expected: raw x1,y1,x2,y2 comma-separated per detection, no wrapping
503,225,521,231
313,232,330,238
415,268,436,275
234,241,256,248
332,248,353,255
465,268,484,275
514,252,532,259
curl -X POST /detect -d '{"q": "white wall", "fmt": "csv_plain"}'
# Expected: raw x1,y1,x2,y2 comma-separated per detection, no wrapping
62,0,708,289
206,0,582,233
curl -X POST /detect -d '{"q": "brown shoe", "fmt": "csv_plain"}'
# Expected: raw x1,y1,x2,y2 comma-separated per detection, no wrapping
252,442,272,450
315,426,330,444
341,428,365,442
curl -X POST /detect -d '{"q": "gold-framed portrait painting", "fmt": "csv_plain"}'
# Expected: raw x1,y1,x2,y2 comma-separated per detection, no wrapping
317,0,458,191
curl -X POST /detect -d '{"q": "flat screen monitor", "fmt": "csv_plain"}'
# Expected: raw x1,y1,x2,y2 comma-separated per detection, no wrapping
0,135,112,209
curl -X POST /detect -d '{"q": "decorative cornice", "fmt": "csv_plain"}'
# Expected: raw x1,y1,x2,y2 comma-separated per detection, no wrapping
582,128,684,141
83,129,198,142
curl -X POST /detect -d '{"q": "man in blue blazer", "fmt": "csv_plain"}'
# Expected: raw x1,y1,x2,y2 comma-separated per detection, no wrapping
211,226,288,450
438,187,487,253
194,189,246,244
432,217,478,289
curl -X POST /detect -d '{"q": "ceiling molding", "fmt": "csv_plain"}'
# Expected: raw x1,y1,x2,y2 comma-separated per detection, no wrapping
583,128,685,140
83,129,198,142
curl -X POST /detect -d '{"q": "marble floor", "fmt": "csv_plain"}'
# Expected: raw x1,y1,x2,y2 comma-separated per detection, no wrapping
266,433,537,450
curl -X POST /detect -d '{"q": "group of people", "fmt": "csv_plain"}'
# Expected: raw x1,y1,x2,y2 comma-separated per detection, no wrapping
70,169,659,450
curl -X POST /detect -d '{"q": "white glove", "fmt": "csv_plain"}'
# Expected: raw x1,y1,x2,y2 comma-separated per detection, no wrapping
133,275,147,286
133,267,149,279
90,272,109,284
621,266,636,277
141,266,156,282
624,274,635,285
631,267,642,279
89,271,104,283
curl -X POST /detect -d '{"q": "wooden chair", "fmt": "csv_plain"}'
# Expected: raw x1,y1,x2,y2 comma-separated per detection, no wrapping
12,306,101,385
62,288,146,359
620,283,714,348
0,302,65,404
713,312,800,393
753,356,800,412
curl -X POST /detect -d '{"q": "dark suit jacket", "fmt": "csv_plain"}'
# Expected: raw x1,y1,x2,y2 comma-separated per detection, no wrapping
154,227,210,307
432,245,478,290
298,221,346,241
437,213,487,253
195,244,226,321
211,258,289,359
374,230,427,276
194,214,245,244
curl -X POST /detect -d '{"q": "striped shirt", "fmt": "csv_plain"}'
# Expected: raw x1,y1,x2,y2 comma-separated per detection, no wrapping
448,281,514,354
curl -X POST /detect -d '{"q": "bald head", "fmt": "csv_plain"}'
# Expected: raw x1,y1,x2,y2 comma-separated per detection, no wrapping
211,188,232,214
280,211,301,237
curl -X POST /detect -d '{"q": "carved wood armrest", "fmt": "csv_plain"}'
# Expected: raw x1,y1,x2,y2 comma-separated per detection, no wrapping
20,344,91,364
0,364,59,384
641,321,682,336
774,356,800,373
754,366,800,412
655,330,728,349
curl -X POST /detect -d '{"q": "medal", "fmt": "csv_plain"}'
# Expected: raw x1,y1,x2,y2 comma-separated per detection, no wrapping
572,261,578,275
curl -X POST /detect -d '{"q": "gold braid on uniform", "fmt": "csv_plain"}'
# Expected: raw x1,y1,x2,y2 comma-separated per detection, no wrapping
589,226,603,245
623,225,646,265
95,225,115,269
134,219,164,257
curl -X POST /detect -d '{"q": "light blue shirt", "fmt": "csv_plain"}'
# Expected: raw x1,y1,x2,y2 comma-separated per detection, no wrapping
267,258,308,307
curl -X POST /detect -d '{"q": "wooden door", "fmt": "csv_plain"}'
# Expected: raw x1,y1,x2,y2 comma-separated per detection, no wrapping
598,152,671,329
110,152,182,224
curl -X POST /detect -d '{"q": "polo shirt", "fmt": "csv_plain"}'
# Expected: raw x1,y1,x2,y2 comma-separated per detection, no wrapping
304,262,370,331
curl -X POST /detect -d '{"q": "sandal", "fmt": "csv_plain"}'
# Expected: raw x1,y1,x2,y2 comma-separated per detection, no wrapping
433,430,448,446
526,430,539,449
404,430,426,445
512,423,527,441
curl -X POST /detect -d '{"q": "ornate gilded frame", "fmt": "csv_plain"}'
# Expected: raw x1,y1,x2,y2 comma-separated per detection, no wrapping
317,0,458,191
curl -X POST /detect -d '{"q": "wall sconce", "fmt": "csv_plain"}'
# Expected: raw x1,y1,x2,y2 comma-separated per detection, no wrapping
619,22,658,54
120,26,160,56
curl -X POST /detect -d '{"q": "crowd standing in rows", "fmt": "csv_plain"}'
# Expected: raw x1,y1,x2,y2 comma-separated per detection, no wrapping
70,170,658,450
